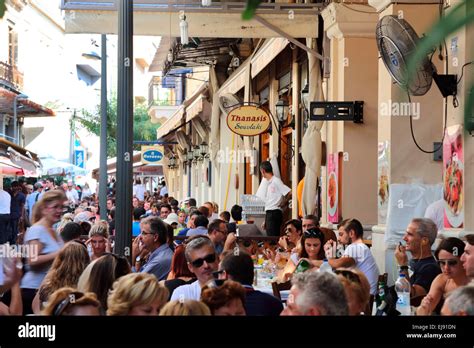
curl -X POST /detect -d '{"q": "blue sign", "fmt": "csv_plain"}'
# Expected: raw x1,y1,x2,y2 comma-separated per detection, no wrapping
75,149,85,168
142,149,163,163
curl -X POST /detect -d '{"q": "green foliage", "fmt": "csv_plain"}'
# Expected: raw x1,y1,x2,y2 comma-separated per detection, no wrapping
0,0,6,19
406,0,474,132
75,94,160,159
242,0,261,20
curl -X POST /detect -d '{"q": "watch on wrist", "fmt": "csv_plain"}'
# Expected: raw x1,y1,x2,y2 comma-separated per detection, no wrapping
135,256,141,263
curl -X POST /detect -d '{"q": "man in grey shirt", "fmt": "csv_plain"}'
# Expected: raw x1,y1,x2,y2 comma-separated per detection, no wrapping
134,216,173,281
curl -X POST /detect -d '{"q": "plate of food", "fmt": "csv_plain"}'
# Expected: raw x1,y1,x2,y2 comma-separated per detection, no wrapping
444,158,463,227
327,171,338,217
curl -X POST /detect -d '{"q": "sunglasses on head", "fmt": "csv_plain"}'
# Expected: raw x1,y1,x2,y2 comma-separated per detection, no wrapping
53,291,84,316
437,259,458,267
190,253,216,268
334,269,361,284
304,228,323,239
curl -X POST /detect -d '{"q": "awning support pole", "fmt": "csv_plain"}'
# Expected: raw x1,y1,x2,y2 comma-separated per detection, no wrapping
253,15,323,61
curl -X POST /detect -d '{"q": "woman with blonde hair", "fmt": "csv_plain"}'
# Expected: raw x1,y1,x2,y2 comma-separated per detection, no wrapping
20,190,67,314
56,213,74,234
159,300,211,316
334,268,371,315
86,220,111,260
107,273,169,316
42,287,101,316
33,240,90,313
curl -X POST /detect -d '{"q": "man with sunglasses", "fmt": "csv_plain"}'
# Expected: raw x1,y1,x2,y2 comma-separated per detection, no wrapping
208,219,234,256
170,236,218,301
135,216,174,281
256,161,291,237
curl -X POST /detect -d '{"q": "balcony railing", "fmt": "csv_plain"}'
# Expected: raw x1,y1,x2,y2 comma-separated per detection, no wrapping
148,75,180,108
0,61,24,90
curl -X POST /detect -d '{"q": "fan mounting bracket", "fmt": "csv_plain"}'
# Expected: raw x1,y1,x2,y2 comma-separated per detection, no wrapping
309,101,364,123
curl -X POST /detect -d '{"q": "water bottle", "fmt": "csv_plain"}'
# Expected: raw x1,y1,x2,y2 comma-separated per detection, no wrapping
318,259,333,273
395,273,411,316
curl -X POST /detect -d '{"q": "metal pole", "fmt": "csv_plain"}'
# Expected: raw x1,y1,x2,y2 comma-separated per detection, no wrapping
13,96,17,145
99,34,108,221
70,109,76,165
115,0,133,259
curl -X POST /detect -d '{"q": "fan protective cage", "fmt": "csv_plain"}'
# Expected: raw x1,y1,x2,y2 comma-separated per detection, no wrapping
376,15,433,96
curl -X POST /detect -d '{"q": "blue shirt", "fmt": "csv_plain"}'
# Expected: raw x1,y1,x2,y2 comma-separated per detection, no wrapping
186,226,208,237
26,192,41,220
139,244,174,281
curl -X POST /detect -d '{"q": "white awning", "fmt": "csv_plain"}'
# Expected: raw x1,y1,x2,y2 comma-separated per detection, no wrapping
219,38,290,95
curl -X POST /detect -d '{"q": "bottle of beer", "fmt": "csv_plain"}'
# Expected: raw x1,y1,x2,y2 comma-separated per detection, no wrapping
374,279,387,316
295,259,310,273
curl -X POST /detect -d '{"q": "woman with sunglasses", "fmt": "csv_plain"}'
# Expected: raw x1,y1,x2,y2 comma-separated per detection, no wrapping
278,227,325,282
20,190,67,315
334,268,371,315
278,219,303,253
42,287,101,316
416,237,469,315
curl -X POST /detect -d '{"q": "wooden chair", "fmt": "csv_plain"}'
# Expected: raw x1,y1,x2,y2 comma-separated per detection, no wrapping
271,280,292,302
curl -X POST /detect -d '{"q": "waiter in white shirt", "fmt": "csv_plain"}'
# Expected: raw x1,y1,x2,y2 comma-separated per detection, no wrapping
255,161,291,237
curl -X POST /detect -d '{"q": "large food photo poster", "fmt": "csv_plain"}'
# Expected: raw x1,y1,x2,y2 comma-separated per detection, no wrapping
327,152,341,223
443,125,464,228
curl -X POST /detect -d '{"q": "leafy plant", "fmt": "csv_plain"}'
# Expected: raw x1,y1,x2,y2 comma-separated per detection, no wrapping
75,93,161,158
0,0,6,19
406,0,474,132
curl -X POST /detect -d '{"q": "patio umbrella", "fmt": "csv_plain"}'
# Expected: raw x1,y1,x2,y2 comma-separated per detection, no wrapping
40,157,88,177
301,38,324,216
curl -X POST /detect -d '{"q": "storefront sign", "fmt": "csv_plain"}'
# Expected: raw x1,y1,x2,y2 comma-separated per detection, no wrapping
141,145,164,164
226,105,271,136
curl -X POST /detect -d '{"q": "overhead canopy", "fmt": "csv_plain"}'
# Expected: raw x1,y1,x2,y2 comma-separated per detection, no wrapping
40,157,89,177
61,0,320,38
91,151,163,180
0,138,41,177
0,88,55,117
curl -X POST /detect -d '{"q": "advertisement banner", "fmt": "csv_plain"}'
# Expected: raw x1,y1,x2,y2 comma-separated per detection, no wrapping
443,125,464,229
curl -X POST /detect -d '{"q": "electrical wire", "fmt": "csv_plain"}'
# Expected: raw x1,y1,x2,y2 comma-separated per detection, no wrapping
457,61,473,84
340,2,377,14
409,0,448,154
408,92,447,154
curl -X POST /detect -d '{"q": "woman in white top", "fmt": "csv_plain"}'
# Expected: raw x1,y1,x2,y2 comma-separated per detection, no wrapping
20,190,67,314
